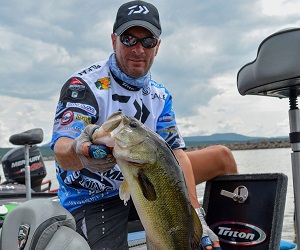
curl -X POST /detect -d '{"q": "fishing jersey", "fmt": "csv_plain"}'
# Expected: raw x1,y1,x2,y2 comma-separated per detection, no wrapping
51,59,185,212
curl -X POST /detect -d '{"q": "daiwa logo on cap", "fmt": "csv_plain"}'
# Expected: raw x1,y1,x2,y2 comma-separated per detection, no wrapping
113,1,161,37
128,5,149,15
210,221,267,246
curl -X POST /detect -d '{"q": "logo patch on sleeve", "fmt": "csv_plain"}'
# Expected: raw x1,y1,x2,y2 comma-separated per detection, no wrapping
66,78,87,99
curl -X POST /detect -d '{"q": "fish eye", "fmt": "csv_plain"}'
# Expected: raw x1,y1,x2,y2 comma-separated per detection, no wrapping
129,122,138,128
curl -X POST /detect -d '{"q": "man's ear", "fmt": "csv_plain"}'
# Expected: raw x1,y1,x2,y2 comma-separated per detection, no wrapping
111,33,117,52
155,39,161,56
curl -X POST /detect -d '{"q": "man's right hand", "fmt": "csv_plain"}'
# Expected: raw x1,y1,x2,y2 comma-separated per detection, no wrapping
73,124,116,173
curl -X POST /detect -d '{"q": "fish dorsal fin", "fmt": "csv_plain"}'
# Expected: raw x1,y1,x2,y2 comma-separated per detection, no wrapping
191,206,202,249
138,169,157,201
119,180,131,205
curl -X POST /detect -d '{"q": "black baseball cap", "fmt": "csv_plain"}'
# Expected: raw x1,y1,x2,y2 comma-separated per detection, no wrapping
113,0,162,38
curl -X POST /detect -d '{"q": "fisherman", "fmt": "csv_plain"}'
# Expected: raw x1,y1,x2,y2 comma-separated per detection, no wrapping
51,1,238,249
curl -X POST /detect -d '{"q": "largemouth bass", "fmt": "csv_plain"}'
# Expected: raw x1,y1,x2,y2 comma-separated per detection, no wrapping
93,111,202,249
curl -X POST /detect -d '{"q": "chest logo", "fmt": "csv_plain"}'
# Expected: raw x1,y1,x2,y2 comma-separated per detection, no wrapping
95,77,111,90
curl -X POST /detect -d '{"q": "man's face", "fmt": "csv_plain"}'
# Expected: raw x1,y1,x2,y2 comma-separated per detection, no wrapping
111,26,161,78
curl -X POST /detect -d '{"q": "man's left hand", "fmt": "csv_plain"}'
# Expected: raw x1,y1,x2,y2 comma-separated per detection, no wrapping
196,207,222,250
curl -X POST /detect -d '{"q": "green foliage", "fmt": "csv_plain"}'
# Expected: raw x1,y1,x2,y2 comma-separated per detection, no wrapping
0,146,54,159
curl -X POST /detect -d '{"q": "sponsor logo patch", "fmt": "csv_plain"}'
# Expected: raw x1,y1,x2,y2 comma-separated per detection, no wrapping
76,114,92,124
60,110,74,125
78,64,101,75
66,78,86,99
158,115,173,122
142,87,150,96
69,78,86,91
210,221,267,246
95,77,111,90
66,102,96,115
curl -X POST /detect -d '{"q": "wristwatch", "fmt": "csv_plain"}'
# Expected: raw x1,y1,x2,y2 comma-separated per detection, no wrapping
195,207,206,217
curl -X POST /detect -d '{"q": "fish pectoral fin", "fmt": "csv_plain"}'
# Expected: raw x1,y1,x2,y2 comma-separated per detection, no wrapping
137,169,157,201
191,206,203,249
146,235,157,250
119,180,131,205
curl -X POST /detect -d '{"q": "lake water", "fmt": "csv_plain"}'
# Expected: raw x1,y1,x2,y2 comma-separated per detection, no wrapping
5,147,296,242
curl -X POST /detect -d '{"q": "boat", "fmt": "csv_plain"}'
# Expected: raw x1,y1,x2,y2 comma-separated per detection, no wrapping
236,27,300,250
3,27,300,248
0,138,59,228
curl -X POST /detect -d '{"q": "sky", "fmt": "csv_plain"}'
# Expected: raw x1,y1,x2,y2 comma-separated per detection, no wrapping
0,0,299,147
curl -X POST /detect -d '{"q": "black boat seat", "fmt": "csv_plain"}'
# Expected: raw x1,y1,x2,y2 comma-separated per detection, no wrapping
0,199,90,250
9,128,44,146
237,27,300,98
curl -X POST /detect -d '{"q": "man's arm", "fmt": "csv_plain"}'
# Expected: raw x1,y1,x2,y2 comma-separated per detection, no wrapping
173,148,221,249
54,125,116,173
173,149,199,208
54,137,86,171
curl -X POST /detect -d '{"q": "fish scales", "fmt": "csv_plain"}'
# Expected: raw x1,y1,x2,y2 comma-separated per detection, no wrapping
93,111,202,250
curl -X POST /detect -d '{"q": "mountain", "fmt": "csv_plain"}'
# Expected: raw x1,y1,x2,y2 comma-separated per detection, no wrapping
0,144,54,159
0,133,289,158
183,133,288,146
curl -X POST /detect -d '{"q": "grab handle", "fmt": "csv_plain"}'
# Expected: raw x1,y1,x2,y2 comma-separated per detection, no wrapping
220,185,248,203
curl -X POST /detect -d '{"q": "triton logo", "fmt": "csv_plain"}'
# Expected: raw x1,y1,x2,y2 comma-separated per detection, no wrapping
210,221,267,246
128,5,149,15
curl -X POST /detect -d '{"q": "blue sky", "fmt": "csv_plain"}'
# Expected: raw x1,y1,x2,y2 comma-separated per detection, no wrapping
0,0,299,147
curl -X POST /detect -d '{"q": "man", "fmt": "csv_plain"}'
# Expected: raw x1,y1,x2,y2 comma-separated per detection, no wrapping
51,1,237,249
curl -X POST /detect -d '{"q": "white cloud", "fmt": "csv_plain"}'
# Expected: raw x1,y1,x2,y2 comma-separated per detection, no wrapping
261,0,300,16
0,95,57,147
0,0,298,148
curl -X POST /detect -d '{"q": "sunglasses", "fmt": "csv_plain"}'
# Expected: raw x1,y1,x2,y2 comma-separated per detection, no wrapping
120,34,158,49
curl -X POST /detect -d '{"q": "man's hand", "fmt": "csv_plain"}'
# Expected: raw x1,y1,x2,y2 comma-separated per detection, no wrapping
73,124,116,173
196,207,222,250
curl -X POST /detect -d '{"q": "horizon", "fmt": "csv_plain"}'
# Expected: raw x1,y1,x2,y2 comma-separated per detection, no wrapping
0,1,297,147
1,132,290,150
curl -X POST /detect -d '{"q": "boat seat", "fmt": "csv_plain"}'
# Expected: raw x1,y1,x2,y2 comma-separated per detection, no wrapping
237,27,300,98
0,199,90,250
9,128,44,146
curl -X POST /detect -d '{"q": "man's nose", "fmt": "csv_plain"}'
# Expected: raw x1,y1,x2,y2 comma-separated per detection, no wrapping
132,41,144,54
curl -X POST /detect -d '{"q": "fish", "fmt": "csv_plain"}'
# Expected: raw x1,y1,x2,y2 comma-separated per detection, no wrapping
92,111,202,250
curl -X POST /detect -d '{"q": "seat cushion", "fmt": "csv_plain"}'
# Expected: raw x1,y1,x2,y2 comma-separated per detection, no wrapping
0,199,77,250
237,27,300,98
44,226,90,250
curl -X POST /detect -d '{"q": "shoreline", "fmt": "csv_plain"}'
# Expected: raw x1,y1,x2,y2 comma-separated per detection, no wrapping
0,139,291,163
186,139,291,151
42,139,291,161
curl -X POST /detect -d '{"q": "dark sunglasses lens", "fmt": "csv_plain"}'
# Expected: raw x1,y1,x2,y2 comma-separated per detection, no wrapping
141,38,157,48
120,35,137,46
120,35,157,48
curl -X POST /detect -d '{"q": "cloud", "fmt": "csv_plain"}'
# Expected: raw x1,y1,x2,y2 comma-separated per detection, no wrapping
0,0,298,148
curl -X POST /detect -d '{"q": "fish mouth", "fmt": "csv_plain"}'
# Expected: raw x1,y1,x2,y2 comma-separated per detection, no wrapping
102,111,124,132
